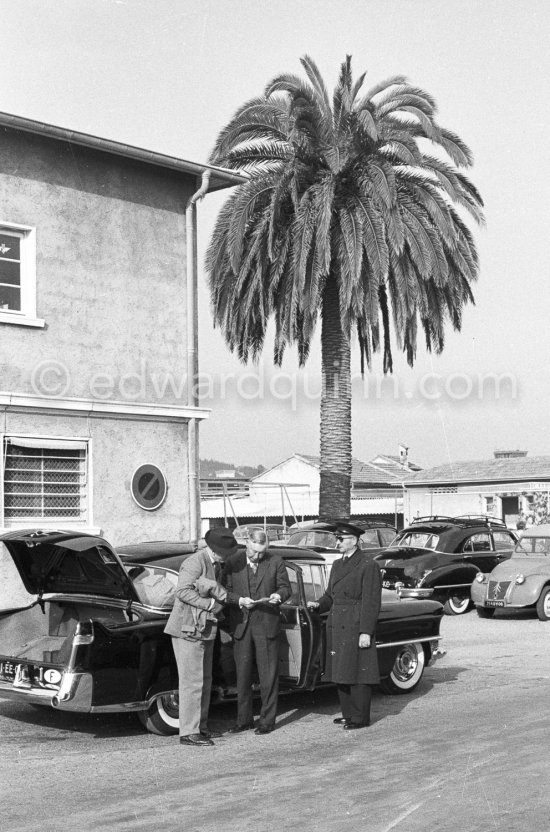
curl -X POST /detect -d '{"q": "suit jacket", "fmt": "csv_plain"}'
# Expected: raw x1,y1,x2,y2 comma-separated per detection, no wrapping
164,549,223,641
224,551,291,640
317,549,382,684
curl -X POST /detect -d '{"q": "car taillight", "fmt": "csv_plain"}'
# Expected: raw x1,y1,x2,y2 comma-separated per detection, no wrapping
73,620,94,645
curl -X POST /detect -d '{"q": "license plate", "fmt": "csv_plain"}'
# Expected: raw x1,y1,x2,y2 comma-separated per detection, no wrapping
485,600,505,607
0,661,17,680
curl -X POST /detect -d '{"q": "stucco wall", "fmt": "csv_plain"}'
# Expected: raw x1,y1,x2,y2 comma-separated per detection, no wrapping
0,127,194,407
1,409,189,544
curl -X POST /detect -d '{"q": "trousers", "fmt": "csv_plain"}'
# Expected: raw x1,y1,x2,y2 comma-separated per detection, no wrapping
337,683,373,725
233,625,279,728
171,636,215,736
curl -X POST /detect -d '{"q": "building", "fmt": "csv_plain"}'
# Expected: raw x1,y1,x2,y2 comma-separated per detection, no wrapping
404,451,550,528
0,112,242,544
200,451,420,532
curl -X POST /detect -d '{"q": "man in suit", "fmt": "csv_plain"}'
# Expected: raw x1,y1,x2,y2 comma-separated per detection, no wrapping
308,521,382,730
223,528,291,735
164,527,237,747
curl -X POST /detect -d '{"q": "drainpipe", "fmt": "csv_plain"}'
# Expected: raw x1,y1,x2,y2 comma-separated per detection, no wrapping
186,170,211,545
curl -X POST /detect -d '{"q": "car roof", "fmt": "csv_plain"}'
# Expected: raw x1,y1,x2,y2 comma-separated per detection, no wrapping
405,515,509,533
119,542,327,570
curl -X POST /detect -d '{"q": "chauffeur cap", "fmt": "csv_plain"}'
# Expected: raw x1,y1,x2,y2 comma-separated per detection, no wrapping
204,527,239,558
330,520,365,538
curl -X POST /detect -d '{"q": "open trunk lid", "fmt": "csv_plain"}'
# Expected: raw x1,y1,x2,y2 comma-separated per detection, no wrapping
0,530,139,605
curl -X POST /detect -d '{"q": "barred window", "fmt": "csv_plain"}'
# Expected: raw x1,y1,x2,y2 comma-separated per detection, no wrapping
3,438,88,520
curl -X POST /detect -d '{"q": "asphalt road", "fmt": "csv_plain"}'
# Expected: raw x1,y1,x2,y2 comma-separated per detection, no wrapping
1,607,549,832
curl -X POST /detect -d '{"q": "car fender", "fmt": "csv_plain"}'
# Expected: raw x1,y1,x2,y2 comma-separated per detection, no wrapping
421,562,480,590
510,575,550,606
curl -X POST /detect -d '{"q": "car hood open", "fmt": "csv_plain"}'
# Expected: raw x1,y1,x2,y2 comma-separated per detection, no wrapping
0,530,139,603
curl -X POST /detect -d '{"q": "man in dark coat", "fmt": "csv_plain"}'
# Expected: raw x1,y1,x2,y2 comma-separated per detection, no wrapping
223,528,291,734
309,521,382,729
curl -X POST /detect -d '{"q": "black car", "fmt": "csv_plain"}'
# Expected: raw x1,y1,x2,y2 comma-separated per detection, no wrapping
278,521,396,556
374,515,518,615
0,530,443,735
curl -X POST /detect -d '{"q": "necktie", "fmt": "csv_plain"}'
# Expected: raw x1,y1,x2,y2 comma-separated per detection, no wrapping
214,561,222,582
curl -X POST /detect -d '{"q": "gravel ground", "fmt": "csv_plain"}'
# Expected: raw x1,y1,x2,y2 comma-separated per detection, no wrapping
1,607,549,832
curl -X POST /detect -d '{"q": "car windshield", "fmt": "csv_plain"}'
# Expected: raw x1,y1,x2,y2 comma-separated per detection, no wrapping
287,531,338,548
395,532,440,550
514,536,550,556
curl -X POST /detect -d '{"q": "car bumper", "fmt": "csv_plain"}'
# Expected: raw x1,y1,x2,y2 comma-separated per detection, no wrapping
0,671,94,712
396,587,435,600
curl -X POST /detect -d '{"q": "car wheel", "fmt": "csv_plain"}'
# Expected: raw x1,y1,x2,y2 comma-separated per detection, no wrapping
535,587,550,621
443,594,471,615
380,642,426,694
476,606,495,619
137,693,179,735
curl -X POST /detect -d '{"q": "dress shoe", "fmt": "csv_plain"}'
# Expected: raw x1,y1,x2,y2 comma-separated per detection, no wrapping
333,717,351,725
179,733,214,746
227,723,255,734
200,729,223,739
343,721,370,730
254,724,274,735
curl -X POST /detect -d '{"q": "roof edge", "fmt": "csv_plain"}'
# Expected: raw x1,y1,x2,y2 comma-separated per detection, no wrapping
0,111,246,191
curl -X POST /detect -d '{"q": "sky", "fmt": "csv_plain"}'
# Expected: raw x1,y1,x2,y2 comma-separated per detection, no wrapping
1,0,549,471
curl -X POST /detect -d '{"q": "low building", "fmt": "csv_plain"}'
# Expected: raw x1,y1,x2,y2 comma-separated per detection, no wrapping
0,111,242,543
404,451,550,528
200,451,420,532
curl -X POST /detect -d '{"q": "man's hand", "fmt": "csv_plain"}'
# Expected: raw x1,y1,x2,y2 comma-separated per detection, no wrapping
239,597,255,610
358,633,371,649
307,601,320,610
268,593,281,605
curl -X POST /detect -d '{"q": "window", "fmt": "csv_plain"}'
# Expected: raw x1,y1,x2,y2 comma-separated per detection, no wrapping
360,529,379,549
462,533,491,552
2,437,89,524
0,223,43,327
379,528,396,547
492,531,517,551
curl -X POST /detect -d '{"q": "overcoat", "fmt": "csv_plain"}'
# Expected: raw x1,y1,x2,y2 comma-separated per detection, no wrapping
223,551,291,639
317,550,382,684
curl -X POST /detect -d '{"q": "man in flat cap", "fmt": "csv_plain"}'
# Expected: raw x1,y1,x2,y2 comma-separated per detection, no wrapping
308,521,382,729
165,527,237,746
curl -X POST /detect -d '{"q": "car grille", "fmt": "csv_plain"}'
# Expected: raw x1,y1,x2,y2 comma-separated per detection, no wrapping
487,580,511,601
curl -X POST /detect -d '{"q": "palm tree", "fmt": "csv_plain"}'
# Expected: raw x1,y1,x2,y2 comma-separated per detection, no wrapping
206,55,483,519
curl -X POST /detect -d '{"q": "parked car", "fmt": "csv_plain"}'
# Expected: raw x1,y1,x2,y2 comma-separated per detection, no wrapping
374,515,518,615
232,524,288,543
0,530,443,735
471,524,550,620
276,520,396,556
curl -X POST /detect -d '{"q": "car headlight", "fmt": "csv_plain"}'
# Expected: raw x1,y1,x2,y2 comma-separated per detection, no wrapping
515,574,525,584
475,573,487,583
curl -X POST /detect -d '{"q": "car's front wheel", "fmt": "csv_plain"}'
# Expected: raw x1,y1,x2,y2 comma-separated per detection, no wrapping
380,642,426,694
476,605,495,619
536,587,550,621
138,693,179,735
443,593,471,615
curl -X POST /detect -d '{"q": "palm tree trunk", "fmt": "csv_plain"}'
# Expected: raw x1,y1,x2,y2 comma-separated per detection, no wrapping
319,277,352,519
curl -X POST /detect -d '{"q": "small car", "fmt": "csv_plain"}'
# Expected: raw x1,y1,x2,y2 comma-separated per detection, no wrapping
0,530,443,735
471,524,550,620
277,520,396,556
374,515,518,615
